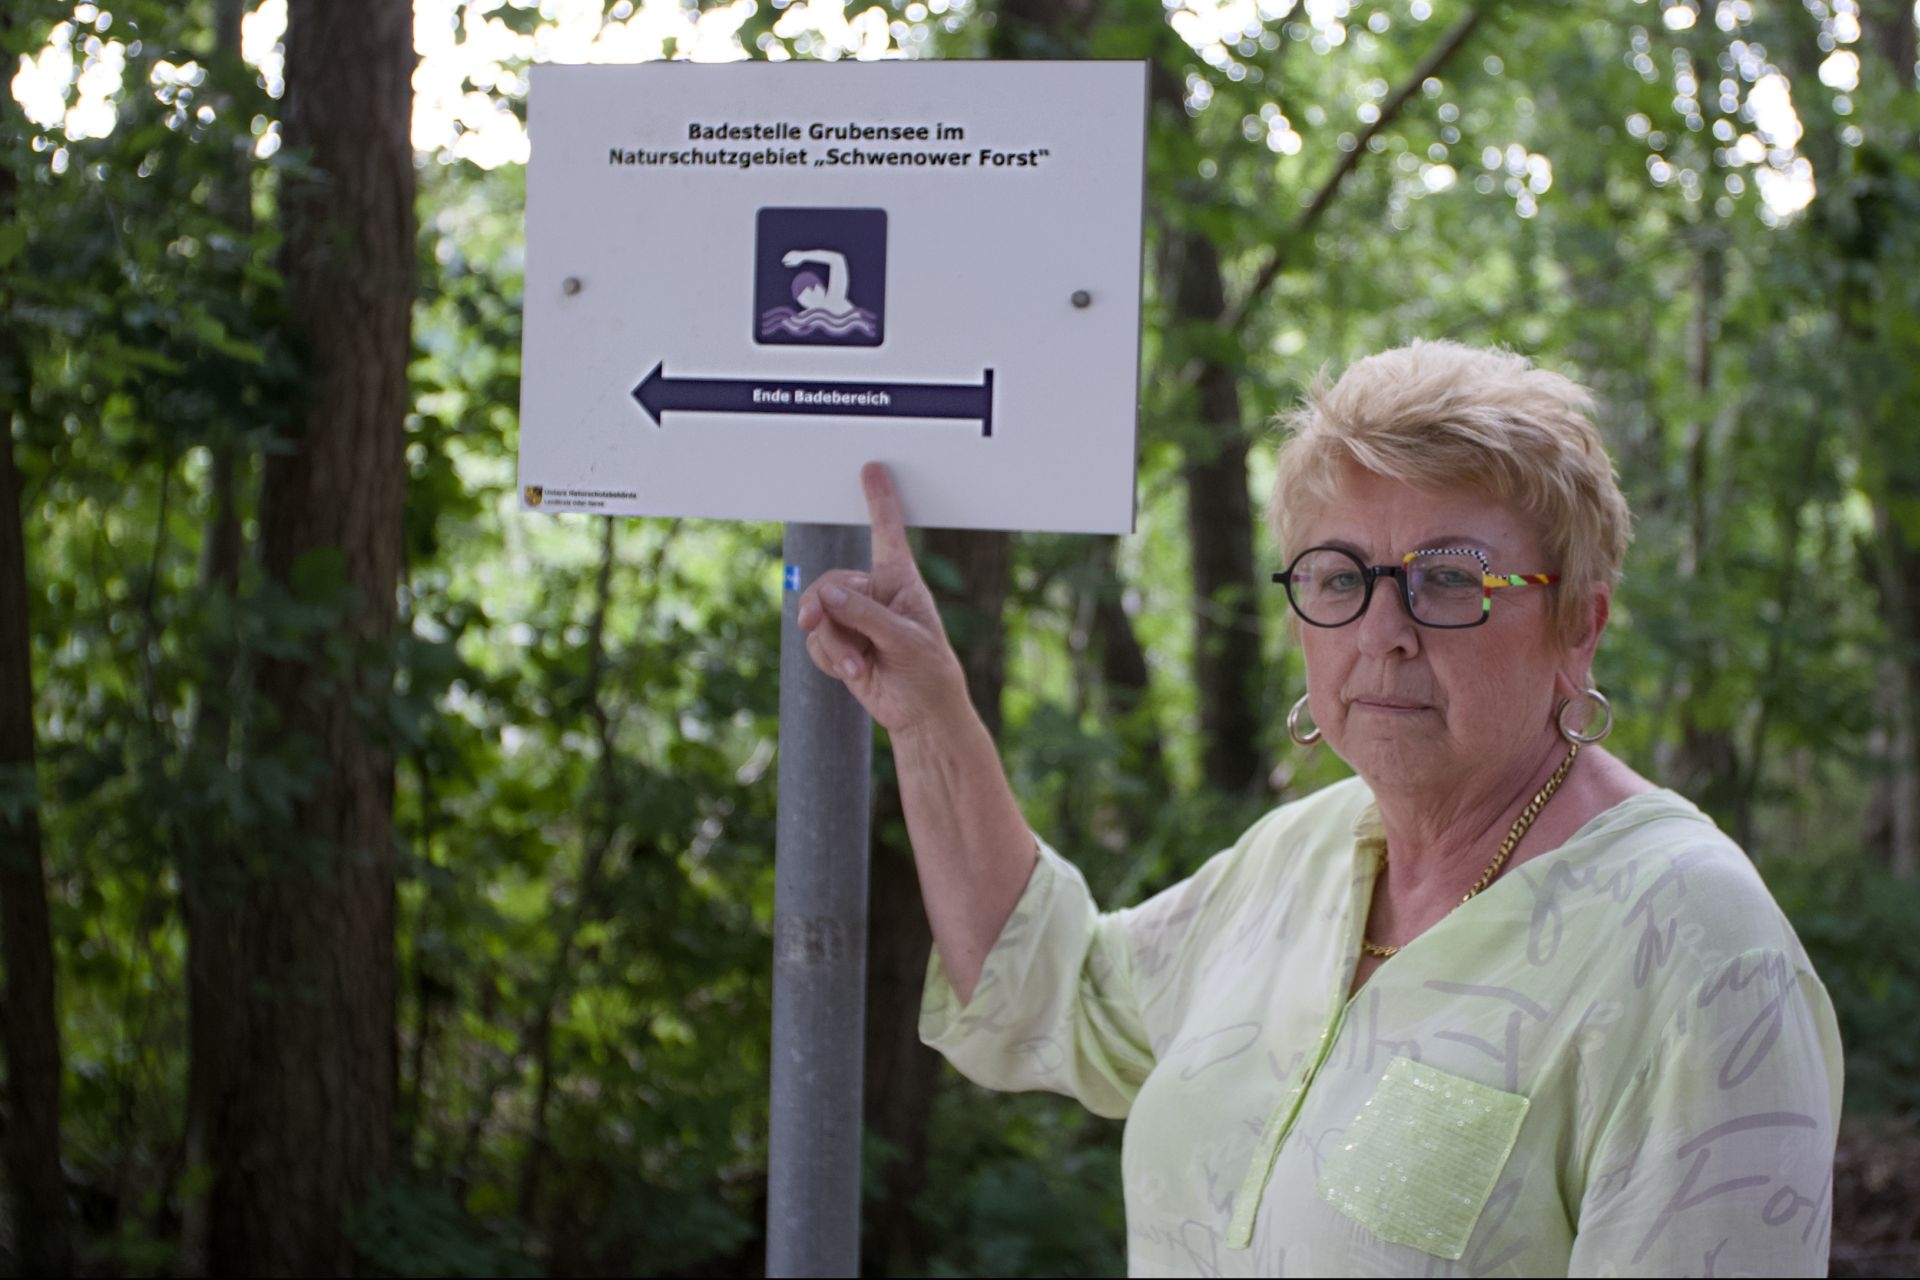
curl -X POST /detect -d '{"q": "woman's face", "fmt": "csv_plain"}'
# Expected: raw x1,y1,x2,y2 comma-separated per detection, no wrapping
1293,465,1602,804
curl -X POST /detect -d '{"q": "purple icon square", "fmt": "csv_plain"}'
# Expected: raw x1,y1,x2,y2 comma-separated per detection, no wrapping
754,207,887,348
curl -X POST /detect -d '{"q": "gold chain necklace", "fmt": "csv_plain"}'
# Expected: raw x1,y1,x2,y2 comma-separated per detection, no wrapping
1360,741,1582,959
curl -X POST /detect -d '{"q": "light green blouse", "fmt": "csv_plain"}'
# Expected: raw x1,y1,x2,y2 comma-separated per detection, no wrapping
921,779,1843,1277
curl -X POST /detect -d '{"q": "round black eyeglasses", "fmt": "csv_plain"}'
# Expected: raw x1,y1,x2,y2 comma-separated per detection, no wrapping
1273,545,1559,629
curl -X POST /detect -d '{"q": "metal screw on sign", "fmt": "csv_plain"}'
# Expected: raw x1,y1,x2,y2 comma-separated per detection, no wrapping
1071,289,1092,308
562,276,583,296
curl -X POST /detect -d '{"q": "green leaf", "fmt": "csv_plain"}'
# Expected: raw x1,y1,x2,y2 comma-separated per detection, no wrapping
0,223,27,271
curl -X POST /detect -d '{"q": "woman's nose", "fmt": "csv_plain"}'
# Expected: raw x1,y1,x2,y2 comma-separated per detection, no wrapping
1354,575,1420,657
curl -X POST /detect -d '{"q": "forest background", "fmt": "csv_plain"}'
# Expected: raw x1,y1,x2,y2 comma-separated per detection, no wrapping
3,0,1919,1275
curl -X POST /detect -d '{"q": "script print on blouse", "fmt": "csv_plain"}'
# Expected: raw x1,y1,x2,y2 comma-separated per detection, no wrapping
921,778,1843,1277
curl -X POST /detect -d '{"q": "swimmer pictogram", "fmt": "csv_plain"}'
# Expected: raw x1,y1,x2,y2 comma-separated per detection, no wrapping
754,207,887,348
763,249,880,341
630,363,994,436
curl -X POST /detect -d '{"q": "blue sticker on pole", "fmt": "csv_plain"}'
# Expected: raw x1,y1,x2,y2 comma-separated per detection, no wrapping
784,564,802,592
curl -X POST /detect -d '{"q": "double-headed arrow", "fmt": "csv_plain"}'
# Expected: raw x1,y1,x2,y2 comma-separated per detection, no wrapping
631,363,995,437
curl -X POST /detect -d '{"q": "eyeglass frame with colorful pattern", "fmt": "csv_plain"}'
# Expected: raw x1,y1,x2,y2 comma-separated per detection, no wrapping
1272,545,1559,629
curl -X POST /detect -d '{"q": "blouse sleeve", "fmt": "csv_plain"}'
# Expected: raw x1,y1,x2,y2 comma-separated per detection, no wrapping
919,833,1240,1119
1568,946,1844,1278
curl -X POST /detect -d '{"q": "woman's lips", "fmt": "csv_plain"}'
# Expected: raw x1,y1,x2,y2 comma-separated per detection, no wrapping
1351,697,1430,712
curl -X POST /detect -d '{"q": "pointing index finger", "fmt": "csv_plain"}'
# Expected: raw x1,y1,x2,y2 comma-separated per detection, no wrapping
861,462,913,569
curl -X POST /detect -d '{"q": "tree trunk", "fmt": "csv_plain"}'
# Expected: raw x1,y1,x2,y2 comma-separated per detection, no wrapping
0,126,76,1278
1858,0,1920,879
1098,529,1167,790
1143,58,1265,797
923,530,1015,741
179,442,246,1274
179,1,253,1268
1866,507,1920,879
1042,539,1157,846
1860,0,1917,75
859,771,938,1275
861,526,1014,1273
1666,241,1747,829
1168,229,1265,794
207,0,415,1271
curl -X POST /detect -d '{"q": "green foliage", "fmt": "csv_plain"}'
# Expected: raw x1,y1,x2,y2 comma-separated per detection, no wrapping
349,1180,539,1278
1765,857,1920,1116
921,1090,1127,1278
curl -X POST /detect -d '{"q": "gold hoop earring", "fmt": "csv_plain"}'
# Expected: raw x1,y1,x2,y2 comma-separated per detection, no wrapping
1558,688,1613,744
1288,694,1322,747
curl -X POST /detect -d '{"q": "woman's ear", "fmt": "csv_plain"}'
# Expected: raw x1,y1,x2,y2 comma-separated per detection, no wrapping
1556,585,1610,698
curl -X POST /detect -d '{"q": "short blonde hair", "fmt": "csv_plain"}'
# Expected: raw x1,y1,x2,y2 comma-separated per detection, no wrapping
1267,340,1632,643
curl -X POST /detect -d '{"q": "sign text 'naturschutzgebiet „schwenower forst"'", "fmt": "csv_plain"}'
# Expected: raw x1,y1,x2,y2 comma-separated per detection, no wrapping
518,61,1147,534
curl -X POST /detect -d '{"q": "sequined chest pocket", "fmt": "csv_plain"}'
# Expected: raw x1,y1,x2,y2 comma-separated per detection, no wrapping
1315,1055,1531,1261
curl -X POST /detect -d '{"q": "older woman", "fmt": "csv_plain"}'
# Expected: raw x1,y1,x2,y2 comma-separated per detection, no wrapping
795,341,1841,1277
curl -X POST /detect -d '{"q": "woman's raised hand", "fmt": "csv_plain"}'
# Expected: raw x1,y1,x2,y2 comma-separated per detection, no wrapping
796,463,971,737
802,465,1035,1006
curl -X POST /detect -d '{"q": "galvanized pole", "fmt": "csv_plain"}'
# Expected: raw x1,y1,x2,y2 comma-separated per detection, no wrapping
767,521,874,1278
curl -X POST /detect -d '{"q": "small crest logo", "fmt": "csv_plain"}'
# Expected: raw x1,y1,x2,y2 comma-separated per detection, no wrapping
524,485,544,507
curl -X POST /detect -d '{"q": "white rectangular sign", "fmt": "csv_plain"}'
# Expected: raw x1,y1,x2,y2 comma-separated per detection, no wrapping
518,61,1147,533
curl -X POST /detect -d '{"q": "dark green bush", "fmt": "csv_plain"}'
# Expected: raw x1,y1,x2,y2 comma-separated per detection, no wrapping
1764,857,1920,1116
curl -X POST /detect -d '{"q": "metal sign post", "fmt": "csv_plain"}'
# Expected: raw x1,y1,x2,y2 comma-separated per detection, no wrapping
766,522,874,1277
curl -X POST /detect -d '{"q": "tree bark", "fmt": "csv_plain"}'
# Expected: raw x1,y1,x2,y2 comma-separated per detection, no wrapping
859,771,938,1275
179,443,246,1274
861,525,1014,1273
923,529,1015,741
1860,0,1917,77
1858,0,1920,879
1666,240,1748,829
1089,533,1165,837
207,0,415,1271
1146,221,1255,805
0,120,76,1278
1167,228,1266,794
1142,50,1265,797
1091,539,1158,755
179,1,253,1268
1860,471,1920,880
